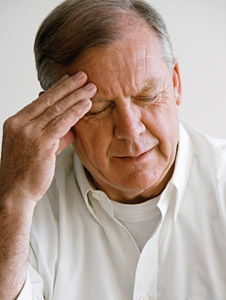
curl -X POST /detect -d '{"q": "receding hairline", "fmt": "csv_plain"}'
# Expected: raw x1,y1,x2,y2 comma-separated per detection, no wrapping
34,0,175,90
64,21,166,78
62,10,153,67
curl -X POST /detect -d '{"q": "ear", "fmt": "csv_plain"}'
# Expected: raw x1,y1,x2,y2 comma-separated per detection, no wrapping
172,59,182,107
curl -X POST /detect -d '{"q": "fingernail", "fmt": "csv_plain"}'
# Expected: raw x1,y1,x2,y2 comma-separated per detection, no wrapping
72,71,85,80
83,83,96,91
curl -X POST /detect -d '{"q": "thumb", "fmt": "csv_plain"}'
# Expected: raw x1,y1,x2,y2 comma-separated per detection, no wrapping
57,129,76,154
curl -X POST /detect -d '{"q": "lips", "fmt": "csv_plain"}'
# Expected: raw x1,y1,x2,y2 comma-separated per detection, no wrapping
115,149,151,159
111,148,156,165
113,144,159,158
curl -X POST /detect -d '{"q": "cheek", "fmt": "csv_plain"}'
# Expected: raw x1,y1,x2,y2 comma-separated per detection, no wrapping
143,101,179,150
73,118,113,163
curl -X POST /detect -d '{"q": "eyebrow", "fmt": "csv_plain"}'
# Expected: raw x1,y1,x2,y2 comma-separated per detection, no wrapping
91,79,161,102
137,80,159,94
91,97,111,103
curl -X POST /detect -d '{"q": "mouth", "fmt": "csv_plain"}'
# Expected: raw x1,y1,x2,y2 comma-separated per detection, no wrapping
112,148,154,163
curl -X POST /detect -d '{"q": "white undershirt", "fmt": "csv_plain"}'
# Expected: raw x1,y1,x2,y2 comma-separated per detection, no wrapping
111,196,162,251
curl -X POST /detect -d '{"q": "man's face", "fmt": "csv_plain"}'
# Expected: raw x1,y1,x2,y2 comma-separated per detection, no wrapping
70,25,181,203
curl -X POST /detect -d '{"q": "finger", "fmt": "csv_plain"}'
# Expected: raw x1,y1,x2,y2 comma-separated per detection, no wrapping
43,74,70,92
43,99,92,140
32,82,96,128
51,74,70,88
57,129,76,154
38,74,70,98
15,71,88,121
15,74,70,117
37,71,88,110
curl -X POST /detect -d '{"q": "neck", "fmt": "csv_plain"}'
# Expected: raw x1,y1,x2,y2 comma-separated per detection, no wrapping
89,163,174,204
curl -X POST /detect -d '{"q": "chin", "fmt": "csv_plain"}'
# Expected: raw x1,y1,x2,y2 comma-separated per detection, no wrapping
114,169,160,192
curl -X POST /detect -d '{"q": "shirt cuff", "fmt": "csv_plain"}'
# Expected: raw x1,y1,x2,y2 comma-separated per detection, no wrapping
16,272,33,300
16,264,44,300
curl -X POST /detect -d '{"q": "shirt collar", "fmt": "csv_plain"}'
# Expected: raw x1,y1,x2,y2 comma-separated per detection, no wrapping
73,154,103,224
167,122,193,221
73,122,193,222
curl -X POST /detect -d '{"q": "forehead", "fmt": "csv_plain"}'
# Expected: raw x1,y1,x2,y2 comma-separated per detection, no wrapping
67,25,169,98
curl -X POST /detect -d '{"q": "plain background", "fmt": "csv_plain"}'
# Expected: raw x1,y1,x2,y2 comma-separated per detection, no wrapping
1,0,226,153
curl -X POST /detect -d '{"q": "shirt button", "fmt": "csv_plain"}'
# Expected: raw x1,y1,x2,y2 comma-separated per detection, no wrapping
140,295,150,300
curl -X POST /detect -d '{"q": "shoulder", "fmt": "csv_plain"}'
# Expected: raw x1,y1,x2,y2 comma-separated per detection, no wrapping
181,121,226,159
180,122,226,224
181,121,226,185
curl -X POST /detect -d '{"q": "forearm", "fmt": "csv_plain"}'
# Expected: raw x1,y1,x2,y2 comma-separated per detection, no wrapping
0,195,36,300
0,71,95,299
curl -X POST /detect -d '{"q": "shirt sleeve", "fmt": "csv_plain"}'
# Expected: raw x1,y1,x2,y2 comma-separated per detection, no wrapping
16,264,44,300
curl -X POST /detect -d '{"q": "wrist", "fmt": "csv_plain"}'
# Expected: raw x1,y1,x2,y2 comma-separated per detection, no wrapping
0,193,36,221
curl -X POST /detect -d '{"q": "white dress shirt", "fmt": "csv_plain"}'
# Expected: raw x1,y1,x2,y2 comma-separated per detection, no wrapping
110,196,161,251
18,122,226,300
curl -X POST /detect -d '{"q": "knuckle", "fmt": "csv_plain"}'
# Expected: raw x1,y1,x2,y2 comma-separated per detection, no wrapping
70,105,78,112
3,117,11,130
56,114,67,125
20,124,33,140
73,86,93,99
30,96,43,108
31,97,39,105
63,80,76,91
41,94,54,108
23,103,35,115
71,104,82,113
68,89,84,102
74,89,83,98
46,115,67,135
51,103,62,115
44,103,62,119
4,117,19,133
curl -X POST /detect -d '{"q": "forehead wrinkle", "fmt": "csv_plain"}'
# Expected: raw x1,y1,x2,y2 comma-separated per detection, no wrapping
134,43,152,92
71,26,165,103
91,78,162,103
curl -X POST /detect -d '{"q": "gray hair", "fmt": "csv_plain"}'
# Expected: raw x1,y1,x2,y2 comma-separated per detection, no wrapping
34,0,175,90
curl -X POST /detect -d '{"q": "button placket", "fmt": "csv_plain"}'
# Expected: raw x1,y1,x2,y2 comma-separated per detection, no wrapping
133,224,162,300
140,295,150,300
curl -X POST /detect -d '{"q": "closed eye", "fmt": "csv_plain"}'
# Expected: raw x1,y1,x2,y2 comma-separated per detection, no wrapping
86,93,161,117
86,102,114,116
136,95,158,102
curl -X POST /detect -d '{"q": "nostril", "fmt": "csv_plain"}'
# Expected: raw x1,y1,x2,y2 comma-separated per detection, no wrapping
114,118,145,140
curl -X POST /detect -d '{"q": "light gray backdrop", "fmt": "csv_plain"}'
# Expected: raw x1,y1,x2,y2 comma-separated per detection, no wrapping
1,0,226,154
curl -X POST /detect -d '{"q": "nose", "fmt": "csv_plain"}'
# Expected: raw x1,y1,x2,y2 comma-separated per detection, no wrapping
113,102,145,140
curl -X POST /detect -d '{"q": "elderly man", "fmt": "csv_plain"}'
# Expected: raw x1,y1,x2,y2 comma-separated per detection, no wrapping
0,0,226,299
